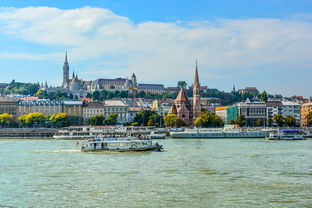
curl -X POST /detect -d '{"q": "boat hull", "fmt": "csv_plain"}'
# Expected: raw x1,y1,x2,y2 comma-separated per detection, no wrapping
81,145,163,152
170,132,269,138
266,137,305,140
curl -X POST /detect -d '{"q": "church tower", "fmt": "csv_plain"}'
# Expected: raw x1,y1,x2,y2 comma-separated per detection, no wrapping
63,51,69,88
193,61,201,122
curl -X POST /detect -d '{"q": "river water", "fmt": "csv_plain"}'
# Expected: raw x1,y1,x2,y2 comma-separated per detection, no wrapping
1,138,312,208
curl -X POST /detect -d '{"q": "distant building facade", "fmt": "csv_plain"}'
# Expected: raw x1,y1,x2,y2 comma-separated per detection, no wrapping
281,101,301,126
237,101,267,126
215,106,228,122
301,102,312,127
0,97,18,117
82,101,105,124
17,99,83,117
104,100,129,124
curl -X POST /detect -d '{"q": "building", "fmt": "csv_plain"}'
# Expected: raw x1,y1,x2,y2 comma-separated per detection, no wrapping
301,102,312,127
128,106,144,123
152,99,173,117
168,62,201,125
104,100,129,124
0,97,19,117
226,106,238,124
17,99,63,117
266,100,283,122
17,99,83,117
238,87,259,95
237,101,267,126
281,101,301,126
82,101,105,124
61,52,88,98
215,106,228,122
165,87,180,93
138,84,165,94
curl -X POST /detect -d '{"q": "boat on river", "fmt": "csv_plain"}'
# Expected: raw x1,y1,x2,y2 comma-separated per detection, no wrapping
81,136,163,152
53,126,154,139
170,125,272,138
148,131,166,139
266,129,305,140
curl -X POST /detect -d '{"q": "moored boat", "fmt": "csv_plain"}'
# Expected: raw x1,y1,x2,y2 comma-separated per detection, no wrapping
148,131,166,139
81,136,163,152
170,125,272,138
266,129,305,140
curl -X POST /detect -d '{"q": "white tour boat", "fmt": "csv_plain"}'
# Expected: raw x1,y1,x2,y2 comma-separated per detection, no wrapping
81,136,163,152
266,129,305,140
170,125,272,138
53,126,154,139
148,131,166,139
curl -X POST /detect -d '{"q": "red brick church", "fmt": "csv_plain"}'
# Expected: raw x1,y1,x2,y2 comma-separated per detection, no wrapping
168,62,201,126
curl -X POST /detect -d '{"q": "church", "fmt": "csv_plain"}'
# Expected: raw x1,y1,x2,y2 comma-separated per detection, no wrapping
168,63,201,126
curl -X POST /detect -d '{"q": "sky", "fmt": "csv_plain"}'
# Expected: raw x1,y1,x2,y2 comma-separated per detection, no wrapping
0,0,312,96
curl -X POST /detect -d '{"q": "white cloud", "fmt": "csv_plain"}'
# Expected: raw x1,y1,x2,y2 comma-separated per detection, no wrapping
0,6,312,95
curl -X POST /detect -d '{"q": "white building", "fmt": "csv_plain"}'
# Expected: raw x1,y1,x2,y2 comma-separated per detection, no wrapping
104,100,129,124
281,101,301,126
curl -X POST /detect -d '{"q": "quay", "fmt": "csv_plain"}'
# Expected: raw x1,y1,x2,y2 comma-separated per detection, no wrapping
0,128,58,138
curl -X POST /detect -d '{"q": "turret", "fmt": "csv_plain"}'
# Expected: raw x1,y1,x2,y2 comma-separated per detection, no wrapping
63,51,69,88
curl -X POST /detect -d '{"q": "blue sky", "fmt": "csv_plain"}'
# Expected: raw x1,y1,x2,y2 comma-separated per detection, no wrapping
0,0,312,96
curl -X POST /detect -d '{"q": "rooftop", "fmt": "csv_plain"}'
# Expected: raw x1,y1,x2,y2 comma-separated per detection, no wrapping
104,100,129,106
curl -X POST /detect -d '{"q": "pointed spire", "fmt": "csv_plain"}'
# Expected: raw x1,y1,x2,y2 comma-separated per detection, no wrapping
194,60,200,87
72,70,75,79
65,51,68,63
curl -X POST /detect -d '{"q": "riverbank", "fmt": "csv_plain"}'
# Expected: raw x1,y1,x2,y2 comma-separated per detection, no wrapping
0,128,58,138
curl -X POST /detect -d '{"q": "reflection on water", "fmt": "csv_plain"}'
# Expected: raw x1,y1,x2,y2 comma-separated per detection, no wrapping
0,138,312,207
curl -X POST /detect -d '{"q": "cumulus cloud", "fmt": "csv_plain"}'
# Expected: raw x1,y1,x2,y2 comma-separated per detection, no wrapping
0,6,312,95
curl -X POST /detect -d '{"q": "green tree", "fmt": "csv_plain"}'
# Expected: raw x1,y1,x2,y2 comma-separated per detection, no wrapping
256,119,263,127
131,122,139,126
92,91,100,100
105,113,118,125
163,114,186,127
50,113,70,127
273,114,284,127
285,115,296,127
19,112,47,127
267,118,273,127
260,91,268,102
133,110,159,126
237,115,247,127
18,115,28,127
68,116,83,126
0,113,14,127
147,120,154,126
307,112,312,127
35,89,48,98
177,81,187,89
164,114,177,127
194,110,224,127
89,115,105,126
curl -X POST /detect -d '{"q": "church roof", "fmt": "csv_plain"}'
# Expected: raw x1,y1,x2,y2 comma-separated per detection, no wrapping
176,88,189,102
168,104,177,114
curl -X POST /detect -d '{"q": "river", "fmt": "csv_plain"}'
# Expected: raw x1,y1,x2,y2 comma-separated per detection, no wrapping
1,138,312,207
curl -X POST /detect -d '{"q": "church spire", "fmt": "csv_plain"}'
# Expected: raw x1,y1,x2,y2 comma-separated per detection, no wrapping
62,51,69,88
65,51,68,63
193,60,201,123
194,59,200,87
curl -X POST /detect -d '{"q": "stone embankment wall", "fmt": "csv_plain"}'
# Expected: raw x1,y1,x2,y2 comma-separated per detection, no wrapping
0,128,59,138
